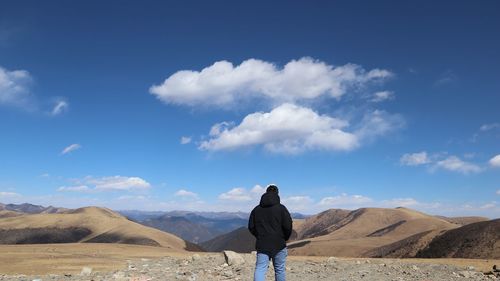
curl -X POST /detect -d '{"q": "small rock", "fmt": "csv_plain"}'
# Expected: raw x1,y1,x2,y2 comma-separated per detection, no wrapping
223,251,245,266
466,265,475,271
80,267,92,276
412,265,419,271
191,254,201,261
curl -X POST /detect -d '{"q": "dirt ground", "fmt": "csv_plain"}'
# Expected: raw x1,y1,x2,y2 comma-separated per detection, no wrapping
0,243,498,275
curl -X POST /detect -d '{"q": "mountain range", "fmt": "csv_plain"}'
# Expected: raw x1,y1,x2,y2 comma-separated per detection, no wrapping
1,202,497,259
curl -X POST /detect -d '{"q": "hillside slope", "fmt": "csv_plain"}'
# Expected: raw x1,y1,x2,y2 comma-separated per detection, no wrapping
200,227,256,253
0,206,201,251
288,207,458,257
416,219,500,259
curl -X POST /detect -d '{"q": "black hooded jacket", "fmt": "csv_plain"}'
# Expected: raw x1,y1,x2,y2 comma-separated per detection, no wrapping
248,191,293,257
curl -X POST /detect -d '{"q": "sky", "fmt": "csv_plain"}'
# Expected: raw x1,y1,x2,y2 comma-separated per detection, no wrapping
0,0,499,217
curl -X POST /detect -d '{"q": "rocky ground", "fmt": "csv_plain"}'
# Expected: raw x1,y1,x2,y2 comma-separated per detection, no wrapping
0,251,499,281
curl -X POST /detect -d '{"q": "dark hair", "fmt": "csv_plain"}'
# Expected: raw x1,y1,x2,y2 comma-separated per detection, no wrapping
266,184,279,194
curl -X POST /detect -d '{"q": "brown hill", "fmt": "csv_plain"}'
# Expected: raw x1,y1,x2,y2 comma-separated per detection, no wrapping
435,216,489,226
200,227,256,253
416,219,500,259
0,206,201,252
0,210,23,219
288,207,458,257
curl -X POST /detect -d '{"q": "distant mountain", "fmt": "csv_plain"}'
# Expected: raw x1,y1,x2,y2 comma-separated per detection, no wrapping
141,215,223,244
122,210,249,243
435,216,489,226
416,219,500,259
0,206,202,251
0,203,68,214
200,227,256,253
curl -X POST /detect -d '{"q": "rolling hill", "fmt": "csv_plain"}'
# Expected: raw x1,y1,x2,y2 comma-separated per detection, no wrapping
0,206,201,252
288,207,459,257
200,227,256,253
416,219,500,259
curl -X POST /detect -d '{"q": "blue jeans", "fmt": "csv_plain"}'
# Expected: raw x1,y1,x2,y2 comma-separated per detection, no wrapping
254,247,287,281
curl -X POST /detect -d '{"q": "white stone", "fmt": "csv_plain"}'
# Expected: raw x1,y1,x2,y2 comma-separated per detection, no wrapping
80,267,92,276
223,251,245,266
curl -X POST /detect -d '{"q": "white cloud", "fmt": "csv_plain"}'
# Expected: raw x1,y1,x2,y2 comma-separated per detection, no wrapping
434,156,482,174
180,136,192,145
371,91,394,102
175,189,198,198
250,185,266,195
489,154,500,167
51,100,68,116
88,176,151,191
354,110,404,142
200,104,403,154
0,66,33,108
150,57,392,107
400,152,431,166
61,143,81,155
218,187,253,201
318,193,373,208
496,190,500,195
58,185,90,192
0,191,21,198
282,196,314,212
480,123,500,131
380,198,420,208
200,103,358,153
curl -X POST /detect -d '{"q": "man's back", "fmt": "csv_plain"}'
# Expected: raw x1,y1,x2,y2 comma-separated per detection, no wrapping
249,191,292,257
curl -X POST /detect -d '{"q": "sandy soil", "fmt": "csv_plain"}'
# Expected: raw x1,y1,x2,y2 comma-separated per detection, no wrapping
0,244,498,275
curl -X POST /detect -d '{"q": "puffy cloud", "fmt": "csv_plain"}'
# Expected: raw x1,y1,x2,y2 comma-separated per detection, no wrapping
400,152,431,166
371,91,394,102
51,100,68,116
434,156,482,174
58,185,90,192
489,154,500,167
318,193,373,208
150,57,392,107
180,136,192,145
0,66,33,108
200,104,403,154
218,187,253,201
61,143,81,155
200,103,358,153
88,176,151,191
250,185,266,195
282,196,314,212
175,189,198,198
380,198,420,208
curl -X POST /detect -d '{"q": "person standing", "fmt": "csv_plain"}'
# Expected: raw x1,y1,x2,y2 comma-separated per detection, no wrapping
248,184,293,281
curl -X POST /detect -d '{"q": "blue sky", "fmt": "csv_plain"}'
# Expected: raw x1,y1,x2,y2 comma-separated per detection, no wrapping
0,0,499,217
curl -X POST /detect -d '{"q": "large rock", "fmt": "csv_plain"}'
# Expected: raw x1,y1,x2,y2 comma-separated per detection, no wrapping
223,250,245,266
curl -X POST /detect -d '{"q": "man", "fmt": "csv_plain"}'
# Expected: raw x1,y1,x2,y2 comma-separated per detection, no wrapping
248,184,293,281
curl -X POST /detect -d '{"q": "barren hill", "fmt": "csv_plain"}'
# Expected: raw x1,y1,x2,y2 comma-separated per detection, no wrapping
435,216,489,226
0,206,201,252
288,207,458,257
416,219,500,259
200,227,256,253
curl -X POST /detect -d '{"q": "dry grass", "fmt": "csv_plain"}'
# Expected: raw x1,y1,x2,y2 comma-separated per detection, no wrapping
0,243,193,275
0,244,497,275
289,207,458,257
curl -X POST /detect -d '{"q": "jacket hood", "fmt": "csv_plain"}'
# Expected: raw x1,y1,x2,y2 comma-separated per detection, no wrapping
259,192,280,208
